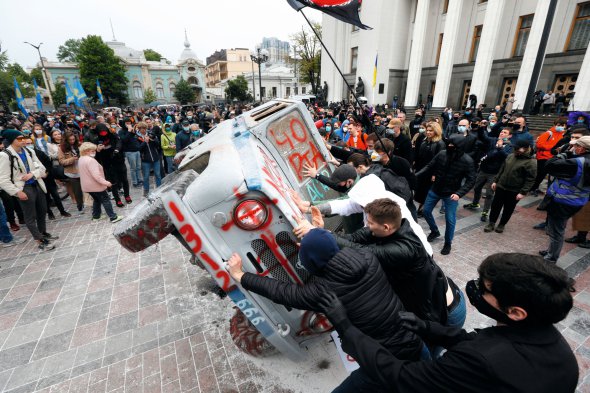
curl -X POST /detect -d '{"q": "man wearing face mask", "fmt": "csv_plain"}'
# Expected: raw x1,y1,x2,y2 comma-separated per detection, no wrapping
408,109,425,138
444,112,461,138
385,119,413,164
507,116,533,147
318,253,578,393
174,120,193,152
530,118,568,196
540,136,590,263
416,135,476,255
454,119,478,162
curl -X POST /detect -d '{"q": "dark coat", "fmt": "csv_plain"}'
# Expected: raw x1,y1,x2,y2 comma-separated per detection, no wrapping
339,322,578,393
415,139,445,172
118,129,142,152
393,133,413,164
494,151,537,194
476,127,512,174
335,219,451,324
241,247,423,360
416,136,476,198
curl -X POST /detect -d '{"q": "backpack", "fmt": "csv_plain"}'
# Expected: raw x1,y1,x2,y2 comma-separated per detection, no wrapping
2,148,32,184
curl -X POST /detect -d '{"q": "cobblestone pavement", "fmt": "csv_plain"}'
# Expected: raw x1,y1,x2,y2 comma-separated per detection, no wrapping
1,183,590,393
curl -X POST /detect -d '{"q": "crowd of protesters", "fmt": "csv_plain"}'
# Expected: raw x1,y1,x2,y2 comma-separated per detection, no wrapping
0,95,589,391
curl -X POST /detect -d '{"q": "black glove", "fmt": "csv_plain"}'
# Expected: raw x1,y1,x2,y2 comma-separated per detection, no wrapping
399,311,429,336
316,289,351,332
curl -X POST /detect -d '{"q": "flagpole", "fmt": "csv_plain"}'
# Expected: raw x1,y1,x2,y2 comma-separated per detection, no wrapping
298,9,393,163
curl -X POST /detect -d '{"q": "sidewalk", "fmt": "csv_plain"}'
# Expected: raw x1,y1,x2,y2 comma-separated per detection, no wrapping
0,185,588,392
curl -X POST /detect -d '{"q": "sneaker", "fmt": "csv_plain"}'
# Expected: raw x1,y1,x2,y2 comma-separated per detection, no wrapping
60,211,72,218
484,223,495,232
43,232,59,240
116,201,124,208
48,212,56,220
579,241,590,249
439,206,446,214
539,250,548,257
143,190,149,197
38,241,56,251
110,215,124,223
441,243,452,255
2,237,26,248
125,196,133,204
78,209,86,216
427,231,441,242
480,211,488,222
494,224,505,233
91,216,102,222
533,222,546,230
9,222,20,232
463,203,480,210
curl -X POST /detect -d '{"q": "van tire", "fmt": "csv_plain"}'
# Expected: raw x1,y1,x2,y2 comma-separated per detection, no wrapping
113,169,198,253
229,308,275,357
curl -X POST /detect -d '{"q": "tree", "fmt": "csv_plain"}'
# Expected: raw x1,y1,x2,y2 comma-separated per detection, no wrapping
51,83,66,107
174,78,195,104
57,38,82,63
0,44,8,72
78,35,128,105
143,87,157,104
143,49,162,62
291,22,322,95
30,67,45,88
225,75,251,102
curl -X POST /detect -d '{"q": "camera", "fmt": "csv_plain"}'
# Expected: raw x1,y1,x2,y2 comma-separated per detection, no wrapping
147,131,158,140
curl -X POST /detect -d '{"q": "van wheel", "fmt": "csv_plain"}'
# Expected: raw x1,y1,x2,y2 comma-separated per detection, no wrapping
229,308,275,357
113,170,198,253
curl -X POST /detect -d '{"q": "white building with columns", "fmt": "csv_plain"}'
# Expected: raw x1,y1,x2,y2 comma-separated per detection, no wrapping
321,0,590,111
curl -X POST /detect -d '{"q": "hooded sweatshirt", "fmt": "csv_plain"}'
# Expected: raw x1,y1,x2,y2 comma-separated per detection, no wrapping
536,126,565,160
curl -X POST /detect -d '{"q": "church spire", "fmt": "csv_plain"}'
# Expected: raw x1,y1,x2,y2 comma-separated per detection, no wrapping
110,18,117,41
184,29,190,48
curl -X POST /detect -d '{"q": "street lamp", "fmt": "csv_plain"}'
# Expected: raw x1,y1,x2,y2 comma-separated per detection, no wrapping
24,41,55,110
292,46,299,96
250,47,269,102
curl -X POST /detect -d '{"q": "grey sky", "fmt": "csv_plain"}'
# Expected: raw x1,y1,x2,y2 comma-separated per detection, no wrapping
0,0,321,69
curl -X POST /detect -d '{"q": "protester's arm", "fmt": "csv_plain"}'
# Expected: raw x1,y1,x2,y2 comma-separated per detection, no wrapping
315,174,348,193
240,273,321,311
456,159,477,197
328,198,364,217
545,156,579,179
415,151,440,178
329,145,354,162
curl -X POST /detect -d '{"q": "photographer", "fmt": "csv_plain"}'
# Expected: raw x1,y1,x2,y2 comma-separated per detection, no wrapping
119,119,143,188
319,253,578,393
137,122,162,196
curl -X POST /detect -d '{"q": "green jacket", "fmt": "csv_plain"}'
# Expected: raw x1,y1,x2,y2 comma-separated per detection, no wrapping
160,130,177,157
494,152,537,194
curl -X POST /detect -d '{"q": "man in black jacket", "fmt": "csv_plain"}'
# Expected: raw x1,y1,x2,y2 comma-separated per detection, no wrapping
318,253,578,393
227,228,425,392
385,119,413,164
334,199,464,330
416,135,476,255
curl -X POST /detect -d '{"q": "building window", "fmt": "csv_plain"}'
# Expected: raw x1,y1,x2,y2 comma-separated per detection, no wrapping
436,33,444,66
132,81,143,99
350,47,358,73
272,87,277,98
378,84,385,94
260,87,266,97
155,82,164,99
442,0,449,14
512,14,534,57
302,86,306,94
169,82,176,96
566,2,590,51
294,87,299,95
286,86,291,96
188,76,198,86
187,66,196,72
470,25,483,62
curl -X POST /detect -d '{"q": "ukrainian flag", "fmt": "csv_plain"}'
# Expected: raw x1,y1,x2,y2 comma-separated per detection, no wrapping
75,78,87,102
13,77,29,117
32,78,43,111
65,80,75,105
96,79,104,105
372,53,378,88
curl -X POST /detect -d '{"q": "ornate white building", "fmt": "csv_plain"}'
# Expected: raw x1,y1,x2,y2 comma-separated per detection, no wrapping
321,0,590,111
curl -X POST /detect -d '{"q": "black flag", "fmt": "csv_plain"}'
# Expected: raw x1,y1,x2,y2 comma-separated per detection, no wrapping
287,0,371,30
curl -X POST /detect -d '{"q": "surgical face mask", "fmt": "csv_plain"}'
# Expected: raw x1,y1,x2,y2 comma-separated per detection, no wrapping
89,153,96,158
192,131,200,136
555,126,565,132
418,128,426,134
326,126,332,132
367,149,374,156
343,127,348,133
466,279,515,325
579,119,586,124
370,151,382,162
385,128,395,137
465,111,471,115
489,122,496,128
512,123,521,131
187,116,193,120
183,126,190,132
458,125,468,133
34,129,43,135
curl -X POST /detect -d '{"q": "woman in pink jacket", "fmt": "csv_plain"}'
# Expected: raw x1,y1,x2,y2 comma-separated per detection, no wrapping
78,142,123,223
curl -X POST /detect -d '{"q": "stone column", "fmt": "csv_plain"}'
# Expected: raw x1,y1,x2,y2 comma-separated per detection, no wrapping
469,0,506,103
404,0,429,107
432,0,465,108
512,0,552,111
569,45,590,112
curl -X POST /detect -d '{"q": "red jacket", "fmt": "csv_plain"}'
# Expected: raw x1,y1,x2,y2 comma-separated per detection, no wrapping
536,127,564,160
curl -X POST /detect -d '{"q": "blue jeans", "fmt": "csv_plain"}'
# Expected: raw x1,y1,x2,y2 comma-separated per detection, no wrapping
332,367,386,393
142,161,162,193
0,200,13,243
423,189,459,244
125,151,142,185
164,156,175,174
